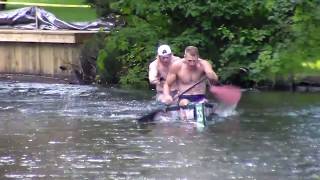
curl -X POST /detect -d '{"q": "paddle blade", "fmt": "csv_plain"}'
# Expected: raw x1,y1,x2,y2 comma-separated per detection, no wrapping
210,85,241,105
137,109,164,123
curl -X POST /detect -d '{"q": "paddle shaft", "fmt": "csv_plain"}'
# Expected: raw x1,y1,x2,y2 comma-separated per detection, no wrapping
174,77,207,100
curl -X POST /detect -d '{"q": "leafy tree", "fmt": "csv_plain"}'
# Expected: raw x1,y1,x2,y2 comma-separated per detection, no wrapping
85,0,117,17
88,0,320,88
278,0,320,75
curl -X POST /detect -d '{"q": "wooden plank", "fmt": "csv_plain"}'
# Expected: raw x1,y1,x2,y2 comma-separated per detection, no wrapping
34,44,41,74
0,43,10,72
0,33,76,43
0,30,98,44
39,44,55,75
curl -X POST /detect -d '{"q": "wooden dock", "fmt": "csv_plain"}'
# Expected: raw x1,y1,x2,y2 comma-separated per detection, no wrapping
0,29,97,83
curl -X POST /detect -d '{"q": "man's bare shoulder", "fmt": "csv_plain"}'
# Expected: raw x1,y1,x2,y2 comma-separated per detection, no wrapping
199,58,209,62
149,59,158,67
172,58,183,66
172,55,182,62
169,58,183,71
199,58,212,65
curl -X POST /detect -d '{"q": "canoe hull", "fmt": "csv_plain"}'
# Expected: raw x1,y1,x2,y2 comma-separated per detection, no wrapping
154,102,216,126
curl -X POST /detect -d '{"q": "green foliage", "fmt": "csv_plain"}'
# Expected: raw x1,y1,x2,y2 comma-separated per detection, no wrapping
96,14,159,87
119,66,149,89
79,33,107,84
277,1,320,74
89,0,320,88
85,0,118,17
96,42,123,84
248,46,280,83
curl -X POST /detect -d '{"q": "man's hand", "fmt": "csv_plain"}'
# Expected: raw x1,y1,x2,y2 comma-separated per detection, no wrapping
159,77,165,82
208,79,221,86
154,77,165,85
159,94,173,105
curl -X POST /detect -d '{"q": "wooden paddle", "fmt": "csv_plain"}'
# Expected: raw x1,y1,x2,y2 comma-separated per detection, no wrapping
137,77,207,122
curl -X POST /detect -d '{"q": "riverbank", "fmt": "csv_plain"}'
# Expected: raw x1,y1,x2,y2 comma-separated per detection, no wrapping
295,76,320,92
1,73,320,92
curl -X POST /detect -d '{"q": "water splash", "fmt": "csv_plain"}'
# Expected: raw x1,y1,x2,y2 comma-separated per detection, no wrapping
214,103,238,117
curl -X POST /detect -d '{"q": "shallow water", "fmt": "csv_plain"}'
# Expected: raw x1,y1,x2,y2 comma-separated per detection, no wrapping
0,81,319,179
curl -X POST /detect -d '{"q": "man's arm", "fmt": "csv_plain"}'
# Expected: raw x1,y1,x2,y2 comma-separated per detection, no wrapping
148,60,159,85
201,60,218,84
162,62,179,104
163,73,176,96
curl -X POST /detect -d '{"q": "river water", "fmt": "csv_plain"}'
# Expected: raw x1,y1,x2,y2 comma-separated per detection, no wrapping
0,81,319,179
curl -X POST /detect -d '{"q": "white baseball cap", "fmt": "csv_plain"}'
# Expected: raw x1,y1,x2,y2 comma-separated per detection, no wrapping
157,45,172,57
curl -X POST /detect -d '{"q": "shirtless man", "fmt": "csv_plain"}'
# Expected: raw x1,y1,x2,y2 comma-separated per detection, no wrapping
162,46,218,105
148,44,181,101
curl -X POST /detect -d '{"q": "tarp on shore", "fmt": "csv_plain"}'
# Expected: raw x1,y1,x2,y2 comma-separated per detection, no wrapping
0,6,122,31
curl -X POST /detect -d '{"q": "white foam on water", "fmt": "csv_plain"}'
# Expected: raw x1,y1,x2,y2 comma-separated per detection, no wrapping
109,114,138,119
0,81,99,96
214,103,238,117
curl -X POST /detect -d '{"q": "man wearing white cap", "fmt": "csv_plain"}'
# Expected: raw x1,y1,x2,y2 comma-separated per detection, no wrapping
148,44,181,101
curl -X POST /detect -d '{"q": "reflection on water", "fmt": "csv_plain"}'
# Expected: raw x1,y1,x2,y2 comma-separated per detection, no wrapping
0,81,319,179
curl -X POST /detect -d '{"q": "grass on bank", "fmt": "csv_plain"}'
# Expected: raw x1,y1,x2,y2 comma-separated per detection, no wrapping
4,0,97,22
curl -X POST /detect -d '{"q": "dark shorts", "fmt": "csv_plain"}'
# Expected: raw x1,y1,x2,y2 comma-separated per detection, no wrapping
179,94,206,103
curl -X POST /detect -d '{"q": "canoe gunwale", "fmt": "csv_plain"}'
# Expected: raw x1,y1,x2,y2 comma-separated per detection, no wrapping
165,102,214,112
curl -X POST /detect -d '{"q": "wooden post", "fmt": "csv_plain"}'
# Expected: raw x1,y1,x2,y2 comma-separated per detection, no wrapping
35,6,39,29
